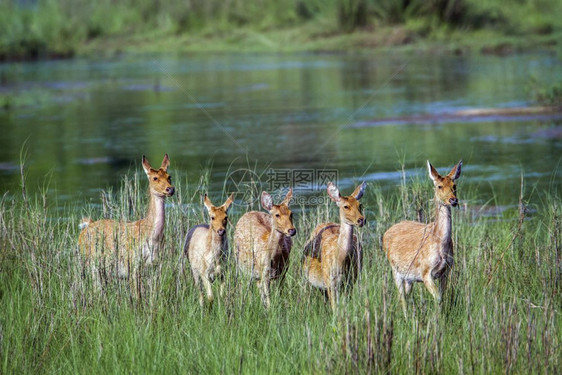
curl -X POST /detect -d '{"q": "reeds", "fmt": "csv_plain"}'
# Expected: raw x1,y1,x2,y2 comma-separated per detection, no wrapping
0,165,560,373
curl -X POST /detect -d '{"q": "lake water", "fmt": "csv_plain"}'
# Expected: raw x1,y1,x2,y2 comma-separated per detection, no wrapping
0,51,561,214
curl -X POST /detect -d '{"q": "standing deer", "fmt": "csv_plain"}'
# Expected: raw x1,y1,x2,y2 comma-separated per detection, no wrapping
302,182,366,311
78,154,175,295
234,189,296,308
383,160,462,315
184,193,234,306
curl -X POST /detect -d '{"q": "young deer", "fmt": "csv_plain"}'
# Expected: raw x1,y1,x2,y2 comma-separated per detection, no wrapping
302,182,366,311
184,193,234,306
383,160,462,315
234,189,296,308
78,154,175,294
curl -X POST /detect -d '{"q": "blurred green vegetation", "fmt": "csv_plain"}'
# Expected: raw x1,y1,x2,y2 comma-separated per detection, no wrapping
1,0,562,59
529,76,562,107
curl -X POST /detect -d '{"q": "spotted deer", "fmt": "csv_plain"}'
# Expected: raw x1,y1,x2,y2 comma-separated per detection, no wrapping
78,154,175,295
184,193,234,306
302,182,366,311
234,189,296,308
383,160,462,315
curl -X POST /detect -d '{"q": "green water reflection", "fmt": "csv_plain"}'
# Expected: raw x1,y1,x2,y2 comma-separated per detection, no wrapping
0,52,560,211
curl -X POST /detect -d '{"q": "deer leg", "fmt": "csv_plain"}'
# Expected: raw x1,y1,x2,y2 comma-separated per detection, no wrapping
191,269,205,307
325,262,343,312
216,264,226,298
201,274,214,305
423,273,440,302
257,277,271,309
403,279,415,310
327,286,337,312
90,262,102,292
392,271,409,317
219,280,225,299
256,255,272,308
404,280,413,296
275,268,289,300
303,257,323,289
327,271,340,312
130,268,141,300
439,267,453,306
439,275,448,299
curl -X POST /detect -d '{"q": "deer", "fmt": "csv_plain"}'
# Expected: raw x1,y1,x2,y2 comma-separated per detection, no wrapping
78,154,175,296
302,182,366,311
234,189,296,309
184,193,234,306
382,160,462,316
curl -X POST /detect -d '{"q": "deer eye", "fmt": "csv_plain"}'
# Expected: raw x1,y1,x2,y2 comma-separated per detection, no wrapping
438,185,443,189
153,177,158,181
275,214,280,218
344,205,350,210
211,216,215,221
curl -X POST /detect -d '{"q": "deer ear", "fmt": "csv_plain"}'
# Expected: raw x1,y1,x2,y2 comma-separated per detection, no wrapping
142,155,152,175
352,182,366,200
261,191,273,211
427,160,441,183
203,194,213,212
282,187,293,207
327,182,341,204
448,160,462,181
160,154,170,171
223,193,234,213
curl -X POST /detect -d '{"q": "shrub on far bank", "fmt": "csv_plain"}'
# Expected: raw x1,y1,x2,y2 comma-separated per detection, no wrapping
0,0,560,60
529,76,562,108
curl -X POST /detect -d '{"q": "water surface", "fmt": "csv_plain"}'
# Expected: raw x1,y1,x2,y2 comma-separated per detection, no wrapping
0,51,560,214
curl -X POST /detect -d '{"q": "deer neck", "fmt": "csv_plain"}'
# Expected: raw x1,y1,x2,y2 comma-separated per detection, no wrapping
337,215,355,258
433,200,452,248
207,227,225,253
145,191,166,242
267,222,284,251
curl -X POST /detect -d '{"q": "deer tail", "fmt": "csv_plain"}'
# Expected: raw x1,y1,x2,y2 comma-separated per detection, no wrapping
79,217,92,230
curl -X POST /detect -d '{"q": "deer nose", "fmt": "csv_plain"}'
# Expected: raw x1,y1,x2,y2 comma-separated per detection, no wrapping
217,228,225,236
288,228,296,237
166,187,175,196
449,197,458,207
357,217,365,227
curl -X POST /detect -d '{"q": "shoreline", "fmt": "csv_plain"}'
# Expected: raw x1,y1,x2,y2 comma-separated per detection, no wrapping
2,25,561,63
76,27,562,57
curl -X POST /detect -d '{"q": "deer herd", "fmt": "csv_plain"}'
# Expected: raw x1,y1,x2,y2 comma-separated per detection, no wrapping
78,154,462,315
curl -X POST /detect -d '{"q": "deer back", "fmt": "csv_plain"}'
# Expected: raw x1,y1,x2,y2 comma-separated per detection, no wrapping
78,218,149,261
235,211,274,277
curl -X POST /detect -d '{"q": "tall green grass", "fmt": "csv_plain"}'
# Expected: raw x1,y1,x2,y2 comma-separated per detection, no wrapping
0,0,327,60
1,163,560,373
